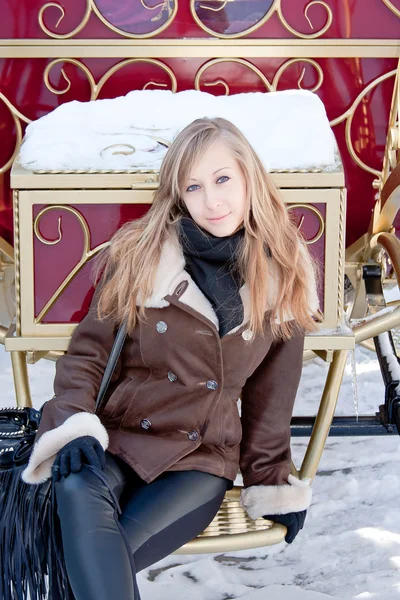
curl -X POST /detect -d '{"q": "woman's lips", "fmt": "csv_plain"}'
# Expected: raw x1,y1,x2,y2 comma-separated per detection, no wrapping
207,213,230,222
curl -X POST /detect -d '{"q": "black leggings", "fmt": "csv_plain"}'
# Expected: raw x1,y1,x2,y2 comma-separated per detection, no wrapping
54,451,229,600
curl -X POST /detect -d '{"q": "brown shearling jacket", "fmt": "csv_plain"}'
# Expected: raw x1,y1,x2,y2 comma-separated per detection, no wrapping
22,237,318,518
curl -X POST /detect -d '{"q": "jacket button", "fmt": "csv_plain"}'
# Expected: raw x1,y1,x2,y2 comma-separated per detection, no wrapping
242,329,253,341
167,371,177,382
187,429,198,441
156,321,168,333
140,418,152,430
206,380,218,391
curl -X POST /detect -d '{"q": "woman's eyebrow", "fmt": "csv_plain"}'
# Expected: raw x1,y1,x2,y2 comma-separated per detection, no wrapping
189,167,232,182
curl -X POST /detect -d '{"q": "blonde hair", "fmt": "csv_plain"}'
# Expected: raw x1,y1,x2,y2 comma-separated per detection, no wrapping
93,117,321,342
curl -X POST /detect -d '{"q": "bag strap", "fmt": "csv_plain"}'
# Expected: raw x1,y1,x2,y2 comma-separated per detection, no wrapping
95,322,128,415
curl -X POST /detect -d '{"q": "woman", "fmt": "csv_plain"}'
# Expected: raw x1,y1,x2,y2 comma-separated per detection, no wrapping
22,117,321,600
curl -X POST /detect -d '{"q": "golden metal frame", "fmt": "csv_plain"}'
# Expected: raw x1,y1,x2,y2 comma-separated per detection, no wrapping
0,40,400,59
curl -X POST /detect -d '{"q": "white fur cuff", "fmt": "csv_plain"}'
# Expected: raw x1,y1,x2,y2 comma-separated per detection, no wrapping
240,474,313,519
21,412,109,484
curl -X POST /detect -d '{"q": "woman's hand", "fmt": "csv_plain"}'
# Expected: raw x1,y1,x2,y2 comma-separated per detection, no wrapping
262,509,307,544
52,435,106,482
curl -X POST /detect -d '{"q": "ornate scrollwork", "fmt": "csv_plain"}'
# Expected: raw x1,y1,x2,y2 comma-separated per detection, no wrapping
271,58,324,93
195,57,323,94
44,58,97,98
287,204,325,245
33,205,109,322
191,0,333,40
0,94,31,174
382,0,400,19
96,58,177,96
329,68,397,180
38,1,92,40
380,61,399,186
195,58,273,93
38,0,177,39
44,58,177,101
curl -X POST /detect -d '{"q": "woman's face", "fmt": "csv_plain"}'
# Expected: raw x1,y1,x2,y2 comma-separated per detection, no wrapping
181,139,247,237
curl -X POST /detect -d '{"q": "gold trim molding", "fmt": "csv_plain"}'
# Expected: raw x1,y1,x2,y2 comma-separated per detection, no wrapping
13,191,21,336
0,40,399,59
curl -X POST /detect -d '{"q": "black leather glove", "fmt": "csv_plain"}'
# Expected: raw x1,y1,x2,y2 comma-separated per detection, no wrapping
263,509,307,544
52,435,106,482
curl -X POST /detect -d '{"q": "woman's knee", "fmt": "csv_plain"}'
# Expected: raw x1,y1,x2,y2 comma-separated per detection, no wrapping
54,465,121,538
54,465,97,507
55,452,129,505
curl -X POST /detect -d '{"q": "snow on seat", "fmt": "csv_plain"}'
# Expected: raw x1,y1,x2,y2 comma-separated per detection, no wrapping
19,89,337,173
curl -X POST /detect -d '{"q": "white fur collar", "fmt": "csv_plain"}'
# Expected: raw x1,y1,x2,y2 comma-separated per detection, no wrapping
137,237,319,334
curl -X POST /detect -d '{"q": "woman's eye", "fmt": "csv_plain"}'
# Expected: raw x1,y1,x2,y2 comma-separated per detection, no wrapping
186,176,229,193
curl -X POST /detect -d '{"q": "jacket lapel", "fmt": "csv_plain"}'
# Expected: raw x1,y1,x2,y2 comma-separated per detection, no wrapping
136,236,319,333
136,237,220,329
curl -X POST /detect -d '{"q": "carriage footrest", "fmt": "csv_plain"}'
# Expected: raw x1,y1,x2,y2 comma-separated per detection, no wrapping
290,415,399,437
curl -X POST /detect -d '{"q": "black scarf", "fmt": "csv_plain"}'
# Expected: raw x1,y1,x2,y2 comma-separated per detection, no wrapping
179,217,245,337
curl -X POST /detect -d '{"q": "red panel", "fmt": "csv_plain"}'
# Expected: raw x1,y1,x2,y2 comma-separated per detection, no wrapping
0,171,13,245
289,203,326,315
33,203,150,323
31,201,326,323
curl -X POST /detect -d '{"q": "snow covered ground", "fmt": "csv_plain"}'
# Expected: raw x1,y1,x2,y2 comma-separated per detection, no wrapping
1,335,400,599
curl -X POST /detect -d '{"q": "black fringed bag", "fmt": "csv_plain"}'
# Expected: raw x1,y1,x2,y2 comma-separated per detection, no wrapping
0,323,127,600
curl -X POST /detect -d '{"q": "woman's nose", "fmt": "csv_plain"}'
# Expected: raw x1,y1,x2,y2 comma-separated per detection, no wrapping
204,190,222,210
